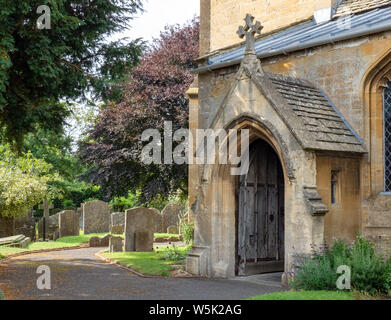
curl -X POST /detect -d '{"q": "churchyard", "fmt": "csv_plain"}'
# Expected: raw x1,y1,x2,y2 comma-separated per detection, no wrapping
0,199,192,277
3,0,391,304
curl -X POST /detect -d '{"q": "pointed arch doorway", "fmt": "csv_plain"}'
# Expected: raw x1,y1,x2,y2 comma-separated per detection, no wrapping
237,139,285,276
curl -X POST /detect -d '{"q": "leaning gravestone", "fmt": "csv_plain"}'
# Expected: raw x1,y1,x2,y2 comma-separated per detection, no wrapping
99,234,111,247
83,200,110,234
59,210,79,238
161,204,182,233
124,207,155,252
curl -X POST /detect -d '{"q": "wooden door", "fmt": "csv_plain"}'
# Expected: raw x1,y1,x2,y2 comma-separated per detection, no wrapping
237,140,284,276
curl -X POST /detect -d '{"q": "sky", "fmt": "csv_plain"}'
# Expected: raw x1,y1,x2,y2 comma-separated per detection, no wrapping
118,0,200,44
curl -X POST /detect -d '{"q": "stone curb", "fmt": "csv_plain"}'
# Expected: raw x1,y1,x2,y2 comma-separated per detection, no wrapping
95,251,206,280
0,244,89,264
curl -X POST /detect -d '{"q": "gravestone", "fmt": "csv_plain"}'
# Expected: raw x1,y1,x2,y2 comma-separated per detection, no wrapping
59,210,79,238
150,208,163,233
89,236,100,247
124,207,155,252
111,212,125,226
39,199,54,238
111,225,124,235
110,237,123,253
38,212,60,240
83,200,110,234
161,204,182,233
99,234,111,247
167,225,179,235
110,212,125,234
135,231,153,252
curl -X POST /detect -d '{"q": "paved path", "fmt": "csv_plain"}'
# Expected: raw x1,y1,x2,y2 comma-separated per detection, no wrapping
0,248,282,300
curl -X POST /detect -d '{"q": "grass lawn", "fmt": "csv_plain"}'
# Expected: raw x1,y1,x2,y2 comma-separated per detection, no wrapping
102,245,190,276
248,290,355,300
0,232,107,258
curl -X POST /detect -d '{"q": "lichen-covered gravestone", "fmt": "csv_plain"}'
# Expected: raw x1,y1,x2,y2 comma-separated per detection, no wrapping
124,207,155,252
99,234,111,247
110,212,125,234
83,200,110,234
161,204,182,233
110,236,123,252
59,210,79,238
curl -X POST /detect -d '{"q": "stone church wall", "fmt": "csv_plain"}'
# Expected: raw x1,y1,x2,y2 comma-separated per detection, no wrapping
205,0,325,52
195,31,391,256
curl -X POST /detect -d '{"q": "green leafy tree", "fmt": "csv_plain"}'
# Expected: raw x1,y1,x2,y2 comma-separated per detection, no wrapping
22,123,102,210
0,0,144,147
0,144,54,217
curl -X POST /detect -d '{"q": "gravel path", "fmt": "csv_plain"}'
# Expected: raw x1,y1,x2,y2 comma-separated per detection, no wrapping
0,248,282,300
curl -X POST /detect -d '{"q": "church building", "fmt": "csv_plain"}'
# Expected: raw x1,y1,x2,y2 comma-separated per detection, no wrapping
186,0,391,282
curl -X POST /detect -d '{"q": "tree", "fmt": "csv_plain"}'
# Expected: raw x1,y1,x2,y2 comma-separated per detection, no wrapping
0,0,144,147
0,144,53,217
21,116,102,211
79,18,199,202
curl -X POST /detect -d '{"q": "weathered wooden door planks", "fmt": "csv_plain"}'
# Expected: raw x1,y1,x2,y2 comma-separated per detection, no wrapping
237,140,285,276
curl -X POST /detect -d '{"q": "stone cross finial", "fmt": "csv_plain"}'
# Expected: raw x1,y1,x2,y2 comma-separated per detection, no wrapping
39,198,53,219
237,14,263,53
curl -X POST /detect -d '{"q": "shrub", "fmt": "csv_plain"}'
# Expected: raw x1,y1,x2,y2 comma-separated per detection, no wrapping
110,191,141,212
161,245,187,263
181,220,194,245
291,236,391,295
62,199,75,208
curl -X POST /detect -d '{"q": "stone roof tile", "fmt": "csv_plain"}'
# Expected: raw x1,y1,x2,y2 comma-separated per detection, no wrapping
264,72,366,153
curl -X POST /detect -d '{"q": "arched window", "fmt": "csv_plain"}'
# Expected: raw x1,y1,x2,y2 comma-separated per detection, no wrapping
384,82,391,192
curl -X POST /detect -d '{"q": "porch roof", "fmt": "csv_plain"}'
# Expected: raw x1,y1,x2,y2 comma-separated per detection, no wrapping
251,70,366,154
